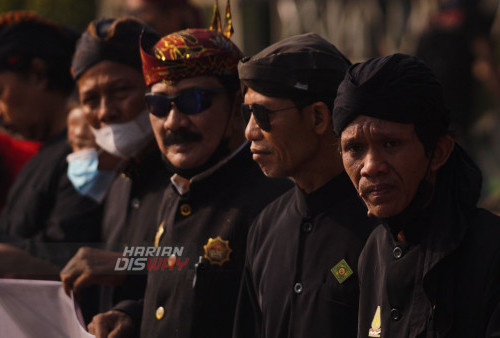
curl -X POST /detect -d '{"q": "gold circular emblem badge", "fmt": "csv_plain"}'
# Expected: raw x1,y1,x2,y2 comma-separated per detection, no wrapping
203,236,232,266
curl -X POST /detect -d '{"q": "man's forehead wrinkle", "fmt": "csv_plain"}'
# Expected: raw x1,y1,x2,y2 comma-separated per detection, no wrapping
350,117,416,140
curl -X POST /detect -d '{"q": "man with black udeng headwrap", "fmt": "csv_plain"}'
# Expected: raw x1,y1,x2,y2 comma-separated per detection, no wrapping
333,53,500,337
233,33,376,337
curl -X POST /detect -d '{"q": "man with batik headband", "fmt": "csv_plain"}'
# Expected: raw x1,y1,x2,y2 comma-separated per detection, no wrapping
333,53,500,337
87,4,291,337
233,33,376,337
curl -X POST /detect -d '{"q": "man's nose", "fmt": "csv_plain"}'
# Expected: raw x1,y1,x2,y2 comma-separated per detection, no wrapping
162,104,190,131
360,150,389,177
96,97,120,124
244,114,263,142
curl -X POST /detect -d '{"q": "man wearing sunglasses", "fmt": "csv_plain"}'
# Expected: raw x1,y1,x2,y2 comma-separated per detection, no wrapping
233,33,376,337
87,27,291,337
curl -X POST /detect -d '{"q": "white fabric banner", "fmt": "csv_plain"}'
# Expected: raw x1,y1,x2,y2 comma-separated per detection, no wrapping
0,279,94,338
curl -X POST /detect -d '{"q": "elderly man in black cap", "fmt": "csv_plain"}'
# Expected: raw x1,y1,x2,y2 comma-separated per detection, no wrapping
233,33,376,337
333,53,500,337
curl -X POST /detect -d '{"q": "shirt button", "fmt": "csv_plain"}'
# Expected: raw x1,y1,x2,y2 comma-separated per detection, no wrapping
156,306,165,320
294,282,303,294
393,246,403,259
390,308,401,321
131,198,140,209
180,203,192,216
301,222,313,233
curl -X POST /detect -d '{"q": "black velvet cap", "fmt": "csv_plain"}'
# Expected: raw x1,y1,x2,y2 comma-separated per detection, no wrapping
0,11,78,93
72,17,159,80
238,33,351,103
332,53,450,139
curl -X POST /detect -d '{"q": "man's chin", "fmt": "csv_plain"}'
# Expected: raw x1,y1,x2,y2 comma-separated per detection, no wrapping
165,154,204,171
367,204,404,219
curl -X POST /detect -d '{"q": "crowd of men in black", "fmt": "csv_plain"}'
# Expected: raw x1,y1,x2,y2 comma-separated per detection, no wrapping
0,2,499,338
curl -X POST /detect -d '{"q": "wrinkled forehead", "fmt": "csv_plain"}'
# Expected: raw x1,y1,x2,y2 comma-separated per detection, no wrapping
341,115,416,140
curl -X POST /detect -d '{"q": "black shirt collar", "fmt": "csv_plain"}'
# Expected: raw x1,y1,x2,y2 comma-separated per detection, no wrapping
295,171,352,218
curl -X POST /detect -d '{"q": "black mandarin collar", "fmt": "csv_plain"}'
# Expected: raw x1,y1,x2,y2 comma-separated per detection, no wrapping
295,171,353,218
186,143,255,197
122,145,168,181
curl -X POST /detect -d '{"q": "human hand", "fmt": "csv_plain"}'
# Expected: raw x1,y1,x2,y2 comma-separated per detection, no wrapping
60,247,125,297
88,310,135,338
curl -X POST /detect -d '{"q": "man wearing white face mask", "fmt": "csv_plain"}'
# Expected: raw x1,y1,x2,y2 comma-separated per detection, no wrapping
60,17,170,321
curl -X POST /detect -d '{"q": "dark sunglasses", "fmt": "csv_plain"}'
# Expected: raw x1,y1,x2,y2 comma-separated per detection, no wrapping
241,103,299,132
145,88,226,117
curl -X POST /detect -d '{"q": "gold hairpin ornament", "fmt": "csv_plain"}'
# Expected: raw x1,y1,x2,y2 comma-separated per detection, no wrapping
209,0,234,39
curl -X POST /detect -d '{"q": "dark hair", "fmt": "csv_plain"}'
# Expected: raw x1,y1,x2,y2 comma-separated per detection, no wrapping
0,11,78,95
72,17,159,80
218,74,241,103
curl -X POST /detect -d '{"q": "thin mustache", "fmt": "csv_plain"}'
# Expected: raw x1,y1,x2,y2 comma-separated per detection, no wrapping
163,129,202,145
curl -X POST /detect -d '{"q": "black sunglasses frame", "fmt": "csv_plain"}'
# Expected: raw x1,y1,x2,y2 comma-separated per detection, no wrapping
241,103,299,132
145,88,226,118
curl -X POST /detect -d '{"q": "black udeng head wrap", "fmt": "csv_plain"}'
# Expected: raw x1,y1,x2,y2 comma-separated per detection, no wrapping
238,33,351,110
72,17,159,80
333,53,450,152
0,11,78,94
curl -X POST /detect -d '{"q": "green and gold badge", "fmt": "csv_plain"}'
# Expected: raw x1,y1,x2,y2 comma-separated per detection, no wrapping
331,259,353,284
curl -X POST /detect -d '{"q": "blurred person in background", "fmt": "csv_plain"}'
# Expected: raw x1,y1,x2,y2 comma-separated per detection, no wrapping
416,0,500,144
0,131,41,210
66,105,119,204
126,0,203,36
0,11,103,273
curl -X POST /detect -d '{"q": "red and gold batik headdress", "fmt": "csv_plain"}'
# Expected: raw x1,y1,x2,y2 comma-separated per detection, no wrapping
140,0,242,86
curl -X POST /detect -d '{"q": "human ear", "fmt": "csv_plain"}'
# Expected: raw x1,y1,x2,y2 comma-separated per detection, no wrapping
430,134,455,172
310,101,331,135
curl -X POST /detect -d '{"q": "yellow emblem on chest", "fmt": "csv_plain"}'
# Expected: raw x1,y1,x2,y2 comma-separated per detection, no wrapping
203,236,232,266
